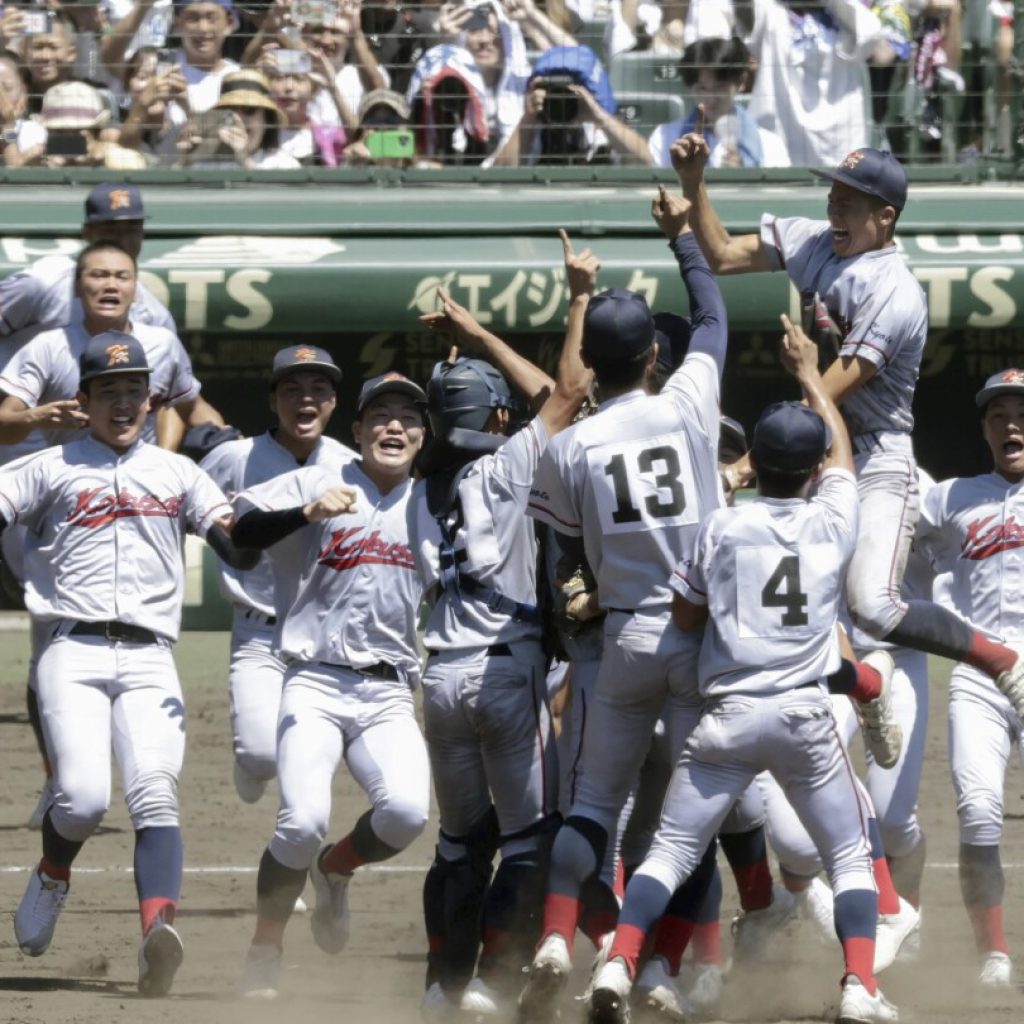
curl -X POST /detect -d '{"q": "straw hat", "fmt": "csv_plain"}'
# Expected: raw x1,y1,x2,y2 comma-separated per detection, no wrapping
215,69,285,129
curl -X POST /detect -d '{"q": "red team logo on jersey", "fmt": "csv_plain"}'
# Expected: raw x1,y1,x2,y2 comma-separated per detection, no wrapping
66,488,185,529
318,527,415,572
961,513,1024,560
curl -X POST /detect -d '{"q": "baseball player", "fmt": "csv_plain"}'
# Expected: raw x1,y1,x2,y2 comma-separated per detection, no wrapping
6,333,254,997
588,316,896,1024
411,233,592,1018
520,187,737,1020
671,113,1024,706
230,372,431,1000
199,345,355,804
911,367,1024,987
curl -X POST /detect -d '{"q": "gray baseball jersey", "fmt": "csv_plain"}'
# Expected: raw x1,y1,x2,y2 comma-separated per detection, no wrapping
527,352,723,611
760,215,928,437
672,467,860,696
236,461,424,685
0,320,200,446
0,434,230,639
200,431,356,616
412,417,549,650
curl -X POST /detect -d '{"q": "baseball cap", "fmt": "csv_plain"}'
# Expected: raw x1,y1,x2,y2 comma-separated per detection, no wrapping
84,183,147,224
975,367,1024,409
359,89,411,125
174,0,236,15
40,81,111,131
356,372,427,415
719,415,747,457
653,312,692,371
78,331,151,385
810,147,908,210
269,345,342,388
751,401,828,475
582,288,655,365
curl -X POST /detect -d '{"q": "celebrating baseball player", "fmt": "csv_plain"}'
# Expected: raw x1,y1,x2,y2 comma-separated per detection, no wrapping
5,333,254,997
520,187,735,1020
671,110,1024,707
410,232,592,1019
912,368,1024,987
200,345,355,805
588,316,896,1024
230,371,431,1000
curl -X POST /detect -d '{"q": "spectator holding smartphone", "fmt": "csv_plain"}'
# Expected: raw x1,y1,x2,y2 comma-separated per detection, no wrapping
18,14,79,115
0,50,45,164
261,47,319,163
214,66,300,166
168,0,240,118
343,86,414,164
117,45,192,158
101,0,176,91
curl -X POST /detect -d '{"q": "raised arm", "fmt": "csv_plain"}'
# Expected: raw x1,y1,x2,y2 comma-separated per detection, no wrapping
0,394,87,445
670,105,774,275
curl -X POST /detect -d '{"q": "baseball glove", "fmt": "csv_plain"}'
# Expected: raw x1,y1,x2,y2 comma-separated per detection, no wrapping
801,291,842,369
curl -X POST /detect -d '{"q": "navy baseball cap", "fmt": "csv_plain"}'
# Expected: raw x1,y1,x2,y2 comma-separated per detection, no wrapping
751,401,828,474
653,312,692,371
79,331,151,385
975,367,1024,409
270,344,342,388
583,288,655,365
357,371,427,415
84,184,147,223
811,148,908,210
719,415,747,456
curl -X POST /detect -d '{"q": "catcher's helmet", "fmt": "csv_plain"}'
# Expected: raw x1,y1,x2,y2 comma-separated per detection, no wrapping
427,357,513,435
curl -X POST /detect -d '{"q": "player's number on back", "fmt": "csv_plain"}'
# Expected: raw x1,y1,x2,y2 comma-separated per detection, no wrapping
760,555,809,627
604,446,686,524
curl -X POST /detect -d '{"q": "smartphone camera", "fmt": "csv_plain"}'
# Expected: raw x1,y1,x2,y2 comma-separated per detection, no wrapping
21,10,53,35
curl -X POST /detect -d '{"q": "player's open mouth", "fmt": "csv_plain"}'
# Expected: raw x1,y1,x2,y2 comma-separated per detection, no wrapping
379,438,405,452
831,228,849,243
98,295,121,307
295,411,317,425
1005,439,1023,456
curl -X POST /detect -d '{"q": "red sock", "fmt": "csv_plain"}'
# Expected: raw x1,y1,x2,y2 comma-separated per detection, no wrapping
873,857,901,916
850,662,882,703
965,633,1018,679
580,908,618,950
732,859,773,912
320,835,362,876
481,925,510,963
607,923,647,980
842,937,877,996
652,914,694,975
968,904,1009,955
140,897,176,937
539,893,581,956
693,920,721,965
39,857,70,882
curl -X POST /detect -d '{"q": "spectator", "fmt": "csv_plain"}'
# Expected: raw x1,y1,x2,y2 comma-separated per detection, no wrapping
733,0,886,166
171,0,240,115
101,0,176,93
214,67,300,166
605,0,737,61
0,51,45,163
408,1,531,164
492,43,652,165
11,80,147,168
18,14,79,115
359,0,438,94
117,46,189,157
344,86,414,163
261,47,319,163
647,36,791,168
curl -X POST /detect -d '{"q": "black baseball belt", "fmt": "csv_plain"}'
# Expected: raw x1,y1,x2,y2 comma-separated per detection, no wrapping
68,621,160,644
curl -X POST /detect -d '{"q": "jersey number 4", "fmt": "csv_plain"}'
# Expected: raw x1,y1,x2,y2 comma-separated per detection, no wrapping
760,555,809,627
604,446,685,524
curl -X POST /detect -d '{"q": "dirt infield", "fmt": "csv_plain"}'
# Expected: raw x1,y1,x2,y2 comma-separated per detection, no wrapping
0,629,1021,1023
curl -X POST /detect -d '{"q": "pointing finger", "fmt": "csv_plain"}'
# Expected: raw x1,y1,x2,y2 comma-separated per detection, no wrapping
695,103,706,137
559,228,574,260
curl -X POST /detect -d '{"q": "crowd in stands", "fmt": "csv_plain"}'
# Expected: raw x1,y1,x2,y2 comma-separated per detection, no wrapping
0,0,1009,169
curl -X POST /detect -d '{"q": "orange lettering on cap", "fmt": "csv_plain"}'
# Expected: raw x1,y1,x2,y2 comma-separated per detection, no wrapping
108,189,133,212
839,150,865,170
106,344,130,367
294,347,318,362
1002,369,1024,384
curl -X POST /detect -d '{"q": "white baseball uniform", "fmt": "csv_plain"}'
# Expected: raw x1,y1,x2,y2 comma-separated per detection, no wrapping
236,461,429,870
200,432,356,789
760,214,928,641
0,434,230,839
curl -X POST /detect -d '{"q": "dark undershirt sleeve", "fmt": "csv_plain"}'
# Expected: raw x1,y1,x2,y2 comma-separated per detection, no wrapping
232,506,309,551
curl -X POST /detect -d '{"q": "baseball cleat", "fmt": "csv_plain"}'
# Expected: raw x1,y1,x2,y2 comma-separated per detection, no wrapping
635,956,694,1020
995,653,1024,720
518,933,572,1022
137,920,184,997
27,778,55,830
14,867,68,956
420,980,456,1021
240,942,283,1000
233,761,268,804
856,651,903,769
873,897,919,973
797,876,836,943
978,950,1013,987
460,975,503,1018
588,957,633,1024
580,930,614,1007
836,976,898,1024
293,893,308,914
731,884,798,961
309,844,351,954
683,961,723,1018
